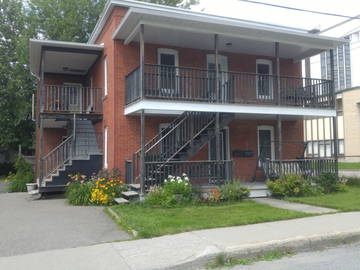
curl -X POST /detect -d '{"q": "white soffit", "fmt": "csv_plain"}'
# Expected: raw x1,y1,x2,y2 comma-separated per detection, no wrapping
30,39,103,76
113,7,346,60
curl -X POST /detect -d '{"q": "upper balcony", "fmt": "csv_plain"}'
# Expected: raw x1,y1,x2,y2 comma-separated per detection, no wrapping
42,85,103,115
126,64,334,111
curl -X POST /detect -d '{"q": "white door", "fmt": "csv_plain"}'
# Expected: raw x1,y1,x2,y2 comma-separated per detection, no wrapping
63,82,82,112
208,127,230,161
207,55,229,102
256,59,273,100
158,48,179,96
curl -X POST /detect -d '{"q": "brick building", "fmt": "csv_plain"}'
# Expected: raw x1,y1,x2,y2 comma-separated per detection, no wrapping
29,0,344,193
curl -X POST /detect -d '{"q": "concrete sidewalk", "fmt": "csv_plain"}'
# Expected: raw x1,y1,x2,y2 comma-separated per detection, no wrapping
1,212,360,270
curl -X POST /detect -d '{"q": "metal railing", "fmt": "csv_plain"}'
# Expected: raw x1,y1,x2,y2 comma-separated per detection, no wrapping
125,64,334,109
132,111,216,183
41,135,74,179
263,158,337,180
43,85,103,114
144,160,233,187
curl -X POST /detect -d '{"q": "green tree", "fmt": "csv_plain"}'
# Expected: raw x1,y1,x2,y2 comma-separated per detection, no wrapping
28,0,107,42
0,0,35,153
140,0,199,8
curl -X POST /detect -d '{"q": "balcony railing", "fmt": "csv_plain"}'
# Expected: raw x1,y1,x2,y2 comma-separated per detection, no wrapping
125,64,334,109
42,85,103,114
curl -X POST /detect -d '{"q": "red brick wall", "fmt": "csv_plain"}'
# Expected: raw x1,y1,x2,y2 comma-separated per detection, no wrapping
43,128,67,155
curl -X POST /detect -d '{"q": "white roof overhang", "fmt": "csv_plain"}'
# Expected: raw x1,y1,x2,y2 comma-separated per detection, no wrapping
111,6,346,61
29,39,104,76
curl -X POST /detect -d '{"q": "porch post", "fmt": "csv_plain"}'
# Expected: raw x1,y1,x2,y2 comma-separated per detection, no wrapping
330,49,339,177
140,109,145,196
275,42,282,174
38,48,45,187
139,24,145,99
214,34,221,163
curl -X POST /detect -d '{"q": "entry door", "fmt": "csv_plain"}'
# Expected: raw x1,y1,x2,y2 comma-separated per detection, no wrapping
209,128,230,161
64,83,82,112
256,60,273,100
257,126,274,161
158,49,179,96
207,55,229,102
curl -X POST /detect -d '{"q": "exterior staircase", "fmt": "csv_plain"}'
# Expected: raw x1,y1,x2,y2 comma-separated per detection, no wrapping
132,112,234,188
38,119,102,192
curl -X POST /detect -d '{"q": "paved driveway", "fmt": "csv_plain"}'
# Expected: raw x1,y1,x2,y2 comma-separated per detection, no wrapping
0,193,130,257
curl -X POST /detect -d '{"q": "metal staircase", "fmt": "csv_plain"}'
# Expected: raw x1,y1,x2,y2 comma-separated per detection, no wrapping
132,112,234,187
39,119,102,191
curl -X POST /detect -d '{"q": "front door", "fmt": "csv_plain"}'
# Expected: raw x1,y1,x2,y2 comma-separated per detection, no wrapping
256,59,273,100
207,55,229,102
257,126,274,162
209,128,230,161
158,48,179,96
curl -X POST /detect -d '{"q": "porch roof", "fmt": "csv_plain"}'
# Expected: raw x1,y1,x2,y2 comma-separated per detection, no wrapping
108,1,345,61
29,39,104,76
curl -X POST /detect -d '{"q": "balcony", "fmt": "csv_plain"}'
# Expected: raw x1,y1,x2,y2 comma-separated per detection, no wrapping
125,64,334,112
41,85,103,115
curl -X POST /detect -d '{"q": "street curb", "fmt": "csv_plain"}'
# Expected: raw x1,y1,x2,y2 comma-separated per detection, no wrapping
161,229,360,270
105,207,138,237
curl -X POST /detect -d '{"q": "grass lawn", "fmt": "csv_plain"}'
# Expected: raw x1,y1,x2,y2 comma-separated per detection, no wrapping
110,200,310,238
287,186,360,212
339,162,360,170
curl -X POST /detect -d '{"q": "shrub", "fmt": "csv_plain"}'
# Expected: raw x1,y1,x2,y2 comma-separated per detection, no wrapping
90,178,127,206
312,173,346,193
96,168,121,180
66,181,94,205
145,185,174,207
267,174,315,198
65,173,127,206
208,188,222,203
0,162,14,176
219,181,250,201
145,174,193,207
5,155,33,192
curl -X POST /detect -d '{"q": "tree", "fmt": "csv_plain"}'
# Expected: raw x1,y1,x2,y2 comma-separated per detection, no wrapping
0,0,35,153
139,0,199,9
28,0,107,42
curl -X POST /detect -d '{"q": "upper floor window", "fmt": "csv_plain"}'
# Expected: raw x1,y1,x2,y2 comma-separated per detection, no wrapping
256,59,273,100
104,56,108,96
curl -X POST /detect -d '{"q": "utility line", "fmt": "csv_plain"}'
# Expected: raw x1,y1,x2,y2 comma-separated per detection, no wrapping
237,0,360,20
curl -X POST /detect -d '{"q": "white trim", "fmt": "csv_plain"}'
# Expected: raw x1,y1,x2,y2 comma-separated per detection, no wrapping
104,56,108,96
257,125,275,160
104,126,109,169
124,100,337,117
157,48,179,66
256,59,273,100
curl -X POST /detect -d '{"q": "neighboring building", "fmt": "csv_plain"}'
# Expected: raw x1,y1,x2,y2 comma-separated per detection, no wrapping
29,0,344,193
306,30,360,161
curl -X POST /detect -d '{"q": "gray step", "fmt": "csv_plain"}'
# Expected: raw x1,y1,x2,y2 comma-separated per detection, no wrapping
122,191,140,201
114,198,129,204
128,184,140,191
249,189,270,198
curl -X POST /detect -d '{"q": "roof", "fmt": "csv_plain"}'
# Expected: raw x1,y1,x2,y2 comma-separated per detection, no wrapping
88,0,346,59
29,39,103,76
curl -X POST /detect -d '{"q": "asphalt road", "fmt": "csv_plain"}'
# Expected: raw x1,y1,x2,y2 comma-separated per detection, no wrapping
230,242,360,270
0,193,130,257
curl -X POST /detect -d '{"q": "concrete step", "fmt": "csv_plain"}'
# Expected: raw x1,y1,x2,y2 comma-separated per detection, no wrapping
122,190,140,201
114,198,129,204
128,184,140,191
249,189,270,198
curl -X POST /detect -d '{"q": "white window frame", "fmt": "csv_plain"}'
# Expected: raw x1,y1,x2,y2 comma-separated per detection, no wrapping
104,126,108,168
104,56,108,97
157,48,179,67
256,59,273,100
257,125,275,160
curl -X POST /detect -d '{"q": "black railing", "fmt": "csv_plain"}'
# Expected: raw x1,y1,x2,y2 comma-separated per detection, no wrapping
125,64,334,109
144,160,233,187
263,158,337,180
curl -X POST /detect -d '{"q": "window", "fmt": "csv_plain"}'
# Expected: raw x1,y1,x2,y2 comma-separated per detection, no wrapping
104,126,108,168
104,56,108,96
257,126,275,160
256,59,273,100
157,49,179,94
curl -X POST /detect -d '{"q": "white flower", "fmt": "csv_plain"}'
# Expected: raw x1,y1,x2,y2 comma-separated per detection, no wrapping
176,176,181,180
184,177,189,181
164,179,167,183
182,173,187,177
171,179,175,182
185,182,189,186
168,175,173,179
178,179,183,183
